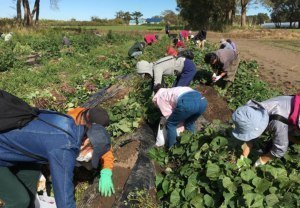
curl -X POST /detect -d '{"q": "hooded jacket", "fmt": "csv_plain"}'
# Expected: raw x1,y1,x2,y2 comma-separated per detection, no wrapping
246,95,298,158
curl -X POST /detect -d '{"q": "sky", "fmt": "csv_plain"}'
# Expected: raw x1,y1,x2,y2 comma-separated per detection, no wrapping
0,0,270,21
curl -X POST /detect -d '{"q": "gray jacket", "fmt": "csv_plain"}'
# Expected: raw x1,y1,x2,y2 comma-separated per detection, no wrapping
246,95,298,158
153,56,185,85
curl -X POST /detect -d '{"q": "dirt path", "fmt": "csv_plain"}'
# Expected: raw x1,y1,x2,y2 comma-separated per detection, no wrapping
208,33,300,94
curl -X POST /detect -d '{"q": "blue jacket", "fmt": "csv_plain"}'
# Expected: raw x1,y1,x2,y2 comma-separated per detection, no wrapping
174,58,197,87
0,111,85,208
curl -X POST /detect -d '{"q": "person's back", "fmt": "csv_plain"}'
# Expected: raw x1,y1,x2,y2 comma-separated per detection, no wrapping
153,56,185,85
0,111,84,207
144,34,157,45
128,42,145,58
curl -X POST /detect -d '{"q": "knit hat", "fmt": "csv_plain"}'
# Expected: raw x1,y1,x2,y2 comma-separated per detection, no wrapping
87,107,110,127
232,106,269,141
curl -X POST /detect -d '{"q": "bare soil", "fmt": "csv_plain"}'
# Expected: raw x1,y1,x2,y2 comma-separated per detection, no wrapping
208,30,300,95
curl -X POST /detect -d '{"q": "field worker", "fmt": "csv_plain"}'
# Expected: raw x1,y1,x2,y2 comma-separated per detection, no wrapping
194,29,207,50
0,107,114,208
232,95,300,167
3,32,13,41
179,30,191,41
62,35,71,47
219,38,234,50
144,34,158,45
128,41,146,58
152,86,207,148
226,39,237,52
165,38,185,56
165,21,170,37
136,52,196,89
67,106,114,196
166,46,178,56
204,49,240,88
173,38,185,51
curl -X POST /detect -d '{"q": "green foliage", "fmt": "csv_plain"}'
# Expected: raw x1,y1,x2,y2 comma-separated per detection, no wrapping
150,121,300,207
225,60,280,109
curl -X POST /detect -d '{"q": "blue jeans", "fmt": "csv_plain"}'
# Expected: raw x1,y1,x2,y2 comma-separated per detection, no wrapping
0,112,84,208
166,92,207,147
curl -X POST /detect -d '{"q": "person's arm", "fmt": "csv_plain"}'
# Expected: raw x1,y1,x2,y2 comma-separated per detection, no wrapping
268,120,289,158
48,149,77,208
153,63,166,86
100,148,114,170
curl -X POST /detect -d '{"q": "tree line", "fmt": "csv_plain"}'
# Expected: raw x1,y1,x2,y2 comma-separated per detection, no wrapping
7,0,300,29
176,0,299,29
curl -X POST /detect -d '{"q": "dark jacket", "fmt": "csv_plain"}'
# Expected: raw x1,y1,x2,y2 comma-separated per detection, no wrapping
128,42,144,56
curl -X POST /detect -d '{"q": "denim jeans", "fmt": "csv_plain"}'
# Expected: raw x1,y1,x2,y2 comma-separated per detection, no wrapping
166,92,207,147
0,112,84,208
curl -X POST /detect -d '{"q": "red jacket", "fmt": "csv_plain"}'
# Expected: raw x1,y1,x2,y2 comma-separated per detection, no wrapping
144,34,157,44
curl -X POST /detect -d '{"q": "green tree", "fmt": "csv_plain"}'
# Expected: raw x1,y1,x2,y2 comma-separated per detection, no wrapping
131,11,143,25
161,10,178,25
256,13,270,24
270,0,300,28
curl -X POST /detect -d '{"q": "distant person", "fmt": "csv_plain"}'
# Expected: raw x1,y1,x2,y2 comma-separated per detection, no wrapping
165,21,170,37
173,38,185,51
219,38,233,50
179,30,191,41
204,49,240,89
2,32,13,42
226,39,237,52
62,36,71,47
128,41,146,58
136,52,196,89
194,29,207,50
144,34,158,45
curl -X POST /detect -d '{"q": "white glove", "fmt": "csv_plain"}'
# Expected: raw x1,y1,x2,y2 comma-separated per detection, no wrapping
254,157,264,167
213,75,221,82
212,73,217,78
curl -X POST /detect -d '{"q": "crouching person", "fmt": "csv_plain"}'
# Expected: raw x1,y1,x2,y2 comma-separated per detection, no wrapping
128,41,146,58
204,49,240,89
232,95,300,166
152,85,207,148
136,53,197,89
0,106,114,208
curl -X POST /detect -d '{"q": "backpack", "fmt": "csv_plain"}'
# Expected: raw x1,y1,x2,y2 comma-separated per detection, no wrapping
0,89,77,160
0,89,40,132
270,94,300,130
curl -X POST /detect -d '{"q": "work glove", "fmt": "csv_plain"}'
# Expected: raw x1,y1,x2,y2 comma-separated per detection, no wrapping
213,75,221,82
99,169,115,197
254,157,267,167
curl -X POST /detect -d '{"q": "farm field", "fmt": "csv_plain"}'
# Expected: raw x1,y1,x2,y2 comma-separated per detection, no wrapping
0,28,299,207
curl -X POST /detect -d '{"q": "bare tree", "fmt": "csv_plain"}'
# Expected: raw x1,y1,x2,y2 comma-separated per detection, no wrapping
14,0,58,26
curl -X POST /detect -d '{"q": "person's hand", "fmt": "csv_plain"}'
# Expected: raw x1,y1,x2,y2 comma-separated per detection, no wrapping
213,75,221,82
241,142,253,158
254,154,272,167
99,169,115,197
254,157,265,167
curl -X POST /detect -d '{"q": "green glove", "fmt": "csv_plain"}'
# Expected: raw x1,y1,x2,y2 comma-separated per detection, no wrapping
99,169,115,197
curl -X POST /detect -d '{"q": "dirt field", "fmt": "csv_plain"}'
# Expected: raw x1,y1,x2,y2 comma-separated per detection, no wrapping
208,30,300,94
